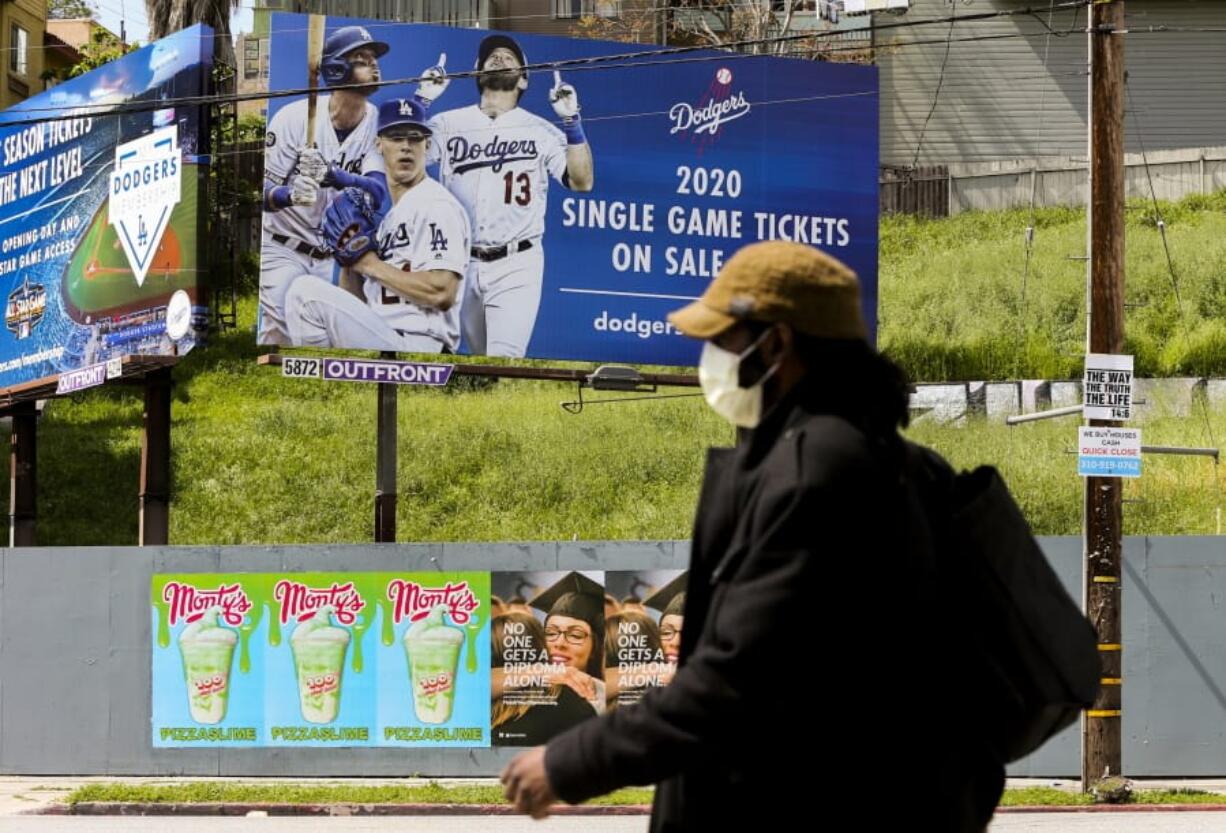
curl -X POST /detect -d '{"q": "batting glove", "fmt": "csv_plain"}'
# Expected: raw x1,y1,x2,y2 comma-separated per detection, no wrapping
296,147,328,183
289,174,320,206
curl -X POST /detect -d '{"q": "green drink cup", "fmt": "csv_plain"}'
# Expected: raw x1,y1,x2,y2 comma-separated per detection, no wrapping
178,607,238,725
403,605,464,724
290,605,351,724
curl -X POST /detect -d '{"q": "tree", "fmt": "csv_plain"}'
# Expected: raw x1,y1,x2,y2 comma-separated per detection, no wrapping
572,1,872,63
48,0,95,19
144,0,238,70
42,27,138,83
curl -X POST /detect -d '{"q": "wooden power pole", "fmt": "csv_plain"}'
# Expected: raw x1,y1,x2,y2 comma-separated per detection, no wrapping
1083,0,1126,788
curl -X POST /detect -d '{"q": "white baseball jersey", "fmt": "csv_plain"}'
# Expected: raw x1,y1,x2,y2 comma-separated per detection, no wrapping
427,105,568,247
363,177,471,350
263,96,384,247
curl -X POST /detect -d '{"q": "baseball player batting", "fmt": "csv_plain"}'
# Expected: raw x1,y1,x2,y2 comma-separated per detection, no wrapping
414,34,595,358
284,98,471,353
259,24,390,346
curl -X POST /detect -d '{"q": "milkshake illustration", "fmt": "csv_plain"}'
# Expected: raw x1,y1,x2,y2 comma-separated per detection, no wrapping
289,604,351,724
178,606,239,724
403,604,464,724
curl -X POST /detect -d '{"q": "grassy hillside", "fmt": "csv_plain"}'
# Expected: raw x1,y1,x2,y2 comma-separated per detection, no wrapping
9,192,1226,545
879,191,1226,381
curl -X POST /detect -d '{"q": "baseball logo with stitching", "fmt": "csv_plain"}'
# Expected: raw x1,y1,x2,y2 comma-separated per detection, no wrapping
716,68,732,85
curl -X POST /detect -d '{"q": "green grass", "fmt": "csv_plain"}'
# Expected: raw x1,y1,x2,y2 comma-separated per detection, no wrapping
7,294,733,546
879,191,1226,381
61,782,1226,807
65,781,653,806
907,395,1226,536
12,193,1226,545
999,787,1226,806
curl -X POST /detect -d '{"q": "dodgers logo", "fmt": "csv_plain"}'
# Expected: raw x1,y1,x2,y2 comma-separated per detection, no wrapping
108,125,182,287
668,67,751,150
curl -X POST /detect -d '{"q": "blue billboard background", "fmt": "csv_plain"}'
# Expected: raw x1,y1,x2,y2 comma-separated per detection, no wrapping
266,15,878,366
0,25,211,390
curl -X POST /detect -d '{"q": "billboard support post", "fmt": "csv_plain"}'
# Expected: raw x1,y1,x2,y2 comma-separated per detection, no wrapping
139,368,172,547
8,400,37,546
374,352,397,543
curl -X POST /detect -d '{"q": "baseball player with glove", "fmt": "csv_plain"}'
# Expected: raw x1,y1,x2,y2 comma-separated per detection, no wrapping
415,34,594,358
284,98,470,353
260,25,390,345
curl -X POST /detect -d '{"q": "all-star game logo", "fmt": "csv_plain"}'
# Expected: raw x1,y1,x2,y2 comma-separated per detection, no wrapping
108,125,182,287
5,276,47,339
668,67,751,154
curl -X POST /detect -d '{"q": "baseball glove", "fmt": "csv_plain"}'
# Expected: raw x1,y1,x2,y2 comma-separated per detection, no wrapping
322,187,382,267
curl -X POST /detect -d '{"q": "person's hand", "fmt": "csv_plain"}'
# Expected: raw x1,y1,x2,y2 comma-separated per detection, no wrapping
501,745,558,819
296,147,328,183
549,70,580,120
289,173,319,206
542,663,596,701
415,52,450,105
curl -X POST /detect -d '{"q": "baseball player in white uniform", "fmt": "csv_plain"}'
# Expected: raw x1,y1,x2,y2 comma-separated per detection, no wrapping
415,34,594,358
284,98,470,353
259,25,389,346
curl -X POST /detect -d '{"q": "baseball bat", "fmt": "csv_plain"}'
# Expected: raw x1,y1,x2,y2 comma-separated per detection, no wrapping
305,14,326,149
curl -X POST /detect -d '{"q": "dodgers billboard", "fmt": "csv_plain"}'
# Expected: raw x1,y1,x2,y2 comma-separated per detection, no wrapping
261,15,877,365
0,25,211,390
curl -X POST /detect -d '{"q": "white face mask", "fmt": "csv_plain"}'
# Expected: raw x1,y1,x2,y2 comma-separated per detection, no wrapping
698,331,779,429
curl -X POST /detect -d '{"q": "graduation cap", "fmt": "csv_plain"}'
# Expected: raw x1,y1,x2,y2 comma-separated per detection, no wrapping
529,571,604,633
644,572,688,619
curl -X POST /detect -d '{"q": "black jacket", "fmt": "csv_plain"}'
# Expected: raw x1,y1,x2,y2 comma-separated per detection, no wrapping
545,378,1004,832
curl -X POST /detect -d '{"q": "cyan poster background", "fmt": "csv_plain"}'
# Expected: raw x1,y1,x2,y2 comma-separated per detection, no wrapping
152,572,491,748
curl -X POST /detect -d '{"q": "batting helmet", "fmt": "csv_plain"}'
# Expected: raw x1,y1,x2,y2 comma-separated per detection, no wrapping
475,34,527,92
320,26,390,86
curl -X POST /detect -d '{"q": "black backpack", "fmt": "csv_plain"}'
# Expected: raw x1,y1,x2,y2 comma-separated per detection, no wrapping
906,443,1101,763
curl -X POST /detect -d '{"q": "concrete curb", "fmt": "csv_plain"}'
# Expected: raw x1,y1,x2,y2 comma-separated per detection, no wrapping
997,804,1226,813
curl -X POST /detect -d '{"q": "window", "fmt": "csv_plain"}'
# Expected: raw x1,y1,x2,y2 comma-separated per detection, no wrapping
243,37,261,80
9,24,28,77
553,0,620,19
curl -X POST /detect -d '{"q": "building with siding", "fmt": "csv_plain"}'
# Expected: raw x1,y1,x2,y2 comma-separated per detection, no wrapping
1,0,46,107
878,0,1226,165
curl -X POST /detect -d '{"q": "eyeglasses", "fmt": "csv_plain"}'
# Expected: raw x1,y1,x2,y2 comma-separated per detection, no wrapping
544,627,590,646
659,627,680,641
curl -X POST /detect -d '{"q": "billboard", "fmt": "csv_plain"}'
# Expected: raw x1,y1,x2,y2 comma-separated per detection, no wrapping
261,15,878,365
152,572,492,747
152,569,687,747
0,25,211,390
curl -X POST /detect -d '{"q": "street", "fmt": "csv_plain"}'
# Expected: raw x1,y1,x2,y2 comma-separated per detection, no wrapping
6,811,1226,832
0,816,650,833
989,811,1226,831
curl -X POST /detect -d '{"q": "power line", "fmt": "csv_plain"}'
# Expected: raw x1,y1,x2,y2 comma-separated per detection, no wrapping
1123,75,1223,533
907,2,956,170
2,0,1094,52
0,12,1100,127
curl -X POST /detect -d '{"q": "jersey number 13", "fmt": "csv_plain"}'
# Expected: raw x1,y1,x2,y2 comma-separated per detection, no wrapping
503,171,531,206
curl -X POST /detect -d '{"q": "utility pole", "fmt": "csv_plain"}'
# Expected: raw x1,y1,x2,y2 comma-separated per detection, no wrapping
1083,0,1125,789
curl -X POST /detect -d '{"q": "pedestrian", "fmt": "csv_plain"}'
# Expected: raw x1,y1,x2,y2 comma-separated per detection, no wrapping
499,240,1005,832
